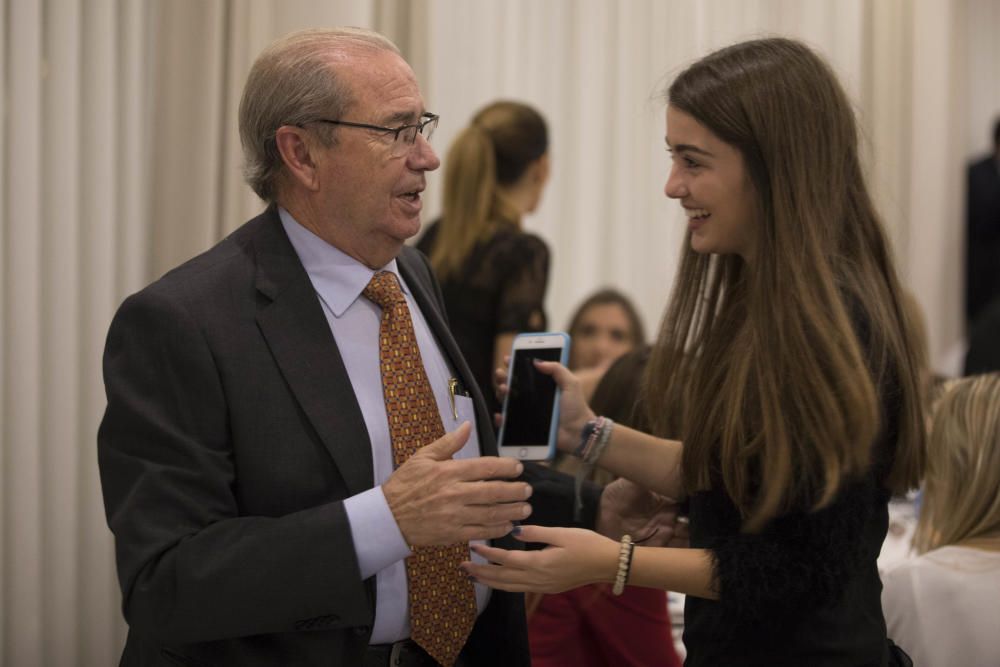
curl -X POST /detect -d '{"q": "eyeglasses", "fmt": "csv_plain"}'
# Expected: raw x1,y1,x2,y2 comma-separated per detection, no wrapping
312,112,439,156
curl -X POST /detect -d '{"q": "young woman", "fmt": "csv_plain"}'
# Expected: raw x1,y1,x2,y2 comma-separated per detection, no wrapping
565,289,646,401
416,101,551,414
463,38,925,667
882,373,1000,667
567,289,645,372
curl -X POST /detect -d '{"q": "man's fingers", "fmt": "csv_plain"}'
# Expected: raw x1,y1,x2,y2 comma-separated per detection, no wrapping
418,421,471,460
461,499,532,526
449,454,524,481
460,479,532,504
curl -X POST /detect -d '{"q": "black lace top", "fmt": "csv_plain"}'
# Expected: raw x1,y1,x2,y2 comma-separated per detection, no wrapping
416,221,549,415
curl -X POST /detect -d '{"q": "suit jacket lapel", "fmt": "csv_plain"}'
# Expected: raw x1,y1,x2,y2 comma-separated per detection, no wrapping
250,209,374,496
398,249,499,456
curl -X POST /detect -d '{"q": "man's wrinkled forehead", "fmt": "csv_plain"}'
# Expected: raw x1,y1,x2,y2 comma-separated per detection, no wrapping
329,48,424,122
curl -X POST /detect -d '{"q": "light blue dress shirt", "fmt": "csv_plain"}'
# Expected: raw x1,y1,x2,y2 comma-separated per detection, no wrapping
279,208,490,644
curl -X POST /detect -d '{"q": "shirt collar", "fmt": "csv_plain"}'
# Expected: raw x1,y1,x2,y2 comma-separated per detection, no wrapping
278,206,409,317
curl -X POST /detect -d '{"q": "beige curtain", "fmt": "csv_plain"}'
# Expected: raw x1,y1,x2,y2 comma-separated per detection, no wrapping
1,0,991,664
2,0,150,663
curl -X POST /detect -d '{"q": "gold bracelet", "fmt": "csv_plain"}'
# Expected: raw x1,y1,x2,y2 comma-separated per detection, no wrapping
612,534,635,595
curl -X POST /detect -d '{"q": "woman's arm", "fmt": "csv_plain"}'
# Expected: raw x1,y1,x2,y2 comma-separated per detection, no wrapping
630,544,717,599
594,424,685,500
463,525,717,599
529,360,686,499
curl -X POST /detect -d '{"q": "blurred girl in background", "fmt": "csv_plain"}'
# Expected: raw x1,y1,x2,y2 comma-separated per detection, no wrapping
882,373,1000,667
418,101,551,414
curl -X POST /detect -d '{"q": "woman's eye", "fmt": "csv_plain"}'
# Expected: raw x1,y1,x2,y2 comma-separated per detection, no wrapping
668,150,700,170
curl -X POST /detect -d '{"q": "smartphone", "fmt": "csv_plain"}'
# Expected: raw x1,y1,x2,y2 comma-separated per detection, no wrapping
497,332,571,461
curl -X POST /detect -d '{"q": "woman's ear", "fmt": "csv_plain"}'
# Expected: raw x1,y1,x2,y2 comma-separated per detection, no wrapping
274,125,321,191
533,152,551,186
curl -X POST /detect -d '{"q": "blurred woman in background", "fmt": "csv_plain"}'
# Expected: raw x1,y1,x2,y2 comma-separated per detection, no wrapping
565,288,646,401
882,373,1000,667
417,100,551,414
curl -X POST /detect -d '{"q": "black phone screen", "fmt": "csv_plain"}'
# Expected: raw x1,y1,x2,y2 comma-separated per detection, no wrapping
502,347,562,447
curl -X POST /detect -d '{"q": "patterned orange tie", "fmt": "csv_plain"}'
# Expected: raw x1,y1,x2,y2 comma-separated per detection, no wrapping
363,271,477,667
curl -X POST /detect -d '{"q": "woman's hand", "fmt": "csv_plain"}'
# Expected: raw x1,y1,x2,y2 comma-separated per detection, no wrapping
535,360,596,454
596,478,690,547
494,359,596,454
461,525,619,593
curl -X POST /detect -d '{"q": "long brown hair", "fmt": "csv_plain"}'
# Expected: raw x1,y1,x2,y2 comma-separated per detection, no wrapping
914,373,1000,553
645,38,926,531
430,101,548,281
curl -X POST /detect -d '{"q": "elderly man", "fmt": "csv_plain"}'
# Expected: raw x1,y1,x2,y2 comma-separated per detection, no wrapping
98,28,607,667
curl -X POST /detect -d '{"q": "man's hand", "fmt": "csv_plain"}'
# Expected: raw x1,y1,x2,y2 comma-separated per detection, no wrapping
595,478,689,547
383,422,533,546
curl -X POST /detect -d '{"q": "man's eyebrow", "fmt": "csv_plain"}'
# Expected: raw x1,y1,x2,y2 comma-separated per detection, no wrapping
380,110,422,126
665,140,715,158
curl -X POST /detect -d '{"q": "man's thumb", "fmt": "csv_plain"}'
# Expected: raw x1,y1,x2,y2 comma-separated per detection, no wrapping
421,421,472,460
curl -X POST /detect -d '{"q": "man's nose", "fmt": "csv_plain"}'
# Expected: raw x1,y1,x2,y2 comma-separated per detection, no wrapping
409,134,440,171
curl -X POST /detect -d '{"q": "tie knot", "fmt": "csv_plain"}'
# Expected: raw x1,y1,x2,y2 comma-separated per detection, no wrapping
363,271,406,309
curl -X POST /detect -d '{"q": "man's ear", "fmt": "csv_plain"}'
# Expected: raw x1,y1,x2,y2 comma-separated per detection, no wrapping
274,125,321,191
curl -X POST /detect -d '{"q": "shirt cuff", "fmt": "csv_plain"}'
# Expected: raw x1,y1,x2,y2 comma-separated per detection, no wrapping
343,485,413,580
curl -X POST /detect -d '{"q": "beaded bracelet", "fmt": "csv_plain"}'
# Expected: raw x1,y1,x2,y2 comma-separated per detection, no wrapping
585,418,614,465
575,416,605,458
612,534,635,595
573,417,614,522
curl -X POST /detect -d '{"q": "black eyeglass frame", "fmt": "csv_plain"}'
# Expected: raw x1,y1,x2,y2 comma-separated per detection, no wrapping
310,112,439,145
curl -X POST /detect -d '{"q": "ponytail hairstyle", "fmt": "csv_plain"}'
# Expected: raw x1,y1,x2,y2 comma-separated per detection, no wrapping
644,38,925,531
430,101,548,281
914,373,1000,553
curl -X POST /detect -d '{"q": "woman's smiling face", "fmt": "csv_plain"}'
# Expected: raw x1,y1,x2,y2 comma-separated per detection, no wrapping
664,106,758,261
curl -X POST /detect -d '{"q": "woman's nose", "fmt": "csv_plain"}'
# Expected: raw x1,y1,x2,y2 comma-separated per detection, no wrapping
664,165,686,199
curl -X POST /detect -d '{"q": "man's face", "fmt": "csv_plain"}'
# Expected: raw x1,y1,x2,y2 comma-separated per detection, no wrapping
312,49,440,268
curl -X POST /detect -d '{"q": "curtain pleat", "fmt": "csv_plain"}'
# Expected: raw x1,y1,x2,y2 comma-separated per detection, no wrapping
4,1,45,665
41,0,83,663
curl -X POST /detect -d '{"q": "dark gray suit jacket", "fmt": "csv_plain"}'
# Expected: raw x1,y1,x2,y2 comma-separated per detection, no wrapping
98,207,598,666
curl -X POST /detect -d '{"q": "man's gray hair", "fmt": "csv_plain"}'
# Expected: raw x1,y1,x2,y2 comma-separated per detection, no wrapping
238,27,401,202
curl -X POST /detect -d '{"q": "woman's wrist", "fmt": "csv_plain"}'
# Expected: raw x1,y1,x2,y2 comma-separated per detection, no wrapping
571,417,615,522
575,416,614,462
557,409,596,454
611,534,636,594
593,534,623,585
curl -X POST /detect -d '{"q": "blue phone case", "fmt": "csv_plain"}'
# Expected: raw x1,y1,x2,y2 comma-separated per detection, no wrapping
498,331,571,460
